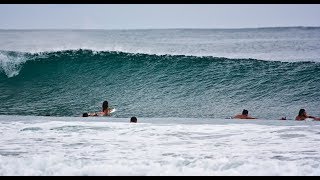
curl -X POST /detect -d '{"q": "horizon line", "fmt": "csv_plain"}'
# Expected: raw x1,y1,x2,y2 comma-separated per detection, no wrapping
0,26,320,31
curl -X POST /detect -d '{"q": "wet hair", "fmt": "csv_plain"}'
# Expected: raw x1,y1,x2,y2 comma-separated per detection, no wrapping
102,101,109,112
242,109,249,115
298,109,306,117
82,113,89,117
130,117,137,123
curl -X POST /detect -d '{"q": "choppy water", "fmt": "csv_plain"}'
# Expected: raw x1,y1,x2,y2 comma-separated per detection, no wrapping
1,115,320,176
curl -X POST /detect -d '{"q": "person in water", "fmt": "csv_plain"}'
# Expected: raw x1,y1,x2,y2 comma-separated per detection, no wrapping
233,109,257,119
82,113,89,117
87,101,113,117
130,116,137,123
295,109,320,121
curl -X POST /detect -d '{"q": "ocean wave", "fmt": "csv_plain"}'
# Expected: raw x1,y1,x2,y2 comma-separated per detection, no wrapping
1,49,319,78
0,49,319,119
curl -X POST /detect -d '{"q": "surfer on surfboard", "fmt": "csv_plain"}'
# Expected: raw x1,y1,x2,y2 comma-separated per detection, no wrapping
233,109,257,119
83,100,115,117
295,109,320,121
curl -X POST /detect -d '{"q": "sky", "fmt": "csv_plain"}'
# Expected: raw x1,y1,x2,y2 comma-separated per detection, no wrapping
0,4,320,29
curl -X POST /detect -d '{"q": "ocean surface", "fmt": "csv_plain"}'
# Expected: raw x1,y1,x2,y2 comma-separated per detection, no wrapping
1,27,320,175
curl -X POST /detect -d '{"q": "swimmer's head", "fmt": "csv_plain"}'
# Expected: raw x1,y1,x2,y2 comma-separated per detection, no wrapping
102,101,109,112
298,109,306,116
242,109,249,116
130,117,137,123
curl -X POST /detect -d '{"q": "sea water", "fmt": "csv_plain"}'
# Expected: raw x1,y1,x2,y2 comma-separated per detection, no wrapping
1,28,320,175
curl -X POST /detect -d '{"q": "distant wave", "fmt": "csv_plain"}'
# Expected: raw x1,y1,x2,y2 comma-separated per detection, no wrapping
1,27,320,63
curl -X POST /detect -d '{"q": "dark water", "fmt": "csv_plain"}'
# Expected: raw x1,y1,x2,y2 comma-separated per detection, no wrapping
1,49,319,119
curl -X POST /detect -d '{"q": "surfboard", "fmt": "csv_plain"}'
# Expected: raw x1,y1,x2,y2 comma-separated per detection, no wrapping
109,108,116,113
83,108,116,117
305,118,314,121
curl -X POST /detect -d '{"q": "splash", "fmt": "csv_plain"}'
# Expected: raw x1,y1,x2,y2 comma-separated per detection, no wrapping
0,51,28,78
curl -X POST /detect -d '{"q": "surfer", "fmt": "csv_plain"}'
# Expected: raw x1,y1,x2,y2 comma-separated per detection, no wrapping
86,100,113,117
233,109,257,119
295,109,320,121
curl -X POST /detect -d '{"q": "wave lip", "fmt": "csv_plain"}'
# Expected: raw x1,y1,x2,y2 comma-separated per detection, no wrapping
1,49,319,78
0,51,31,78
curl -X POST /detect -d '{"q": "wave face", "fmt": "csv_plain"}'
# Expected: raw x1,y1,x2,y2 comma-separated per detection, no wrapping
1,49,319,119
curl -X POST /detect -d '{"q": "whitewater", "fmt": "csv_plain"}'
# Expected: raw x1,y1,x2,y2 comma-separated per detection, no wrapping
1,116,320,176
1,28,320,175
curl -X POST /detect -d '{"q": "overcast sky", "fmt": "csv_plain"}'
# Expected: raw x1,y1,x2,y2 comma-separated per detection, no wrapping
0,4,320,29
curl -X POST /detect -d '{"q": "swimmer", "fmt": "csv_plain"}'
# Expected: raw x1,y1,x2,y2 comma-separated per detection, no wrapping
295,109,320,121
87,101,114,117
130,116,137,123
233,109,257,119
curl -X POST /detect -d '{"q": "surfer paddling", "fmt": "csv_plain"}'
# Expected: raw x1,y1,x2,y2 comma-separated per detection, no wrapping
83,100,114,117
295,109,320,121
233,109,257,119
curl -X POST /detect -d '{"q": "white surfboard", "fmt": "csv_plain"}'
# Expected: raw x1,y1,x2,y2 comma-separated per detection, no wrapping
109,108,116,113
305,118,314,121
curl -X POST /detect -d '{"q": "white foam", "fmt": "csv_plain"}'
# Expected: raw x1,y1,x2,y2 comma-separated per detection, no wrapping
1,115,320,175
0,51,28,78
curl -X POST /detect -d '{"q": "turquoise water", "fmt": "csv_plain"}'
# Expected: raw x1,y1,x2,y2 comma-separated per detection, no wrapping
0,50,319,119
